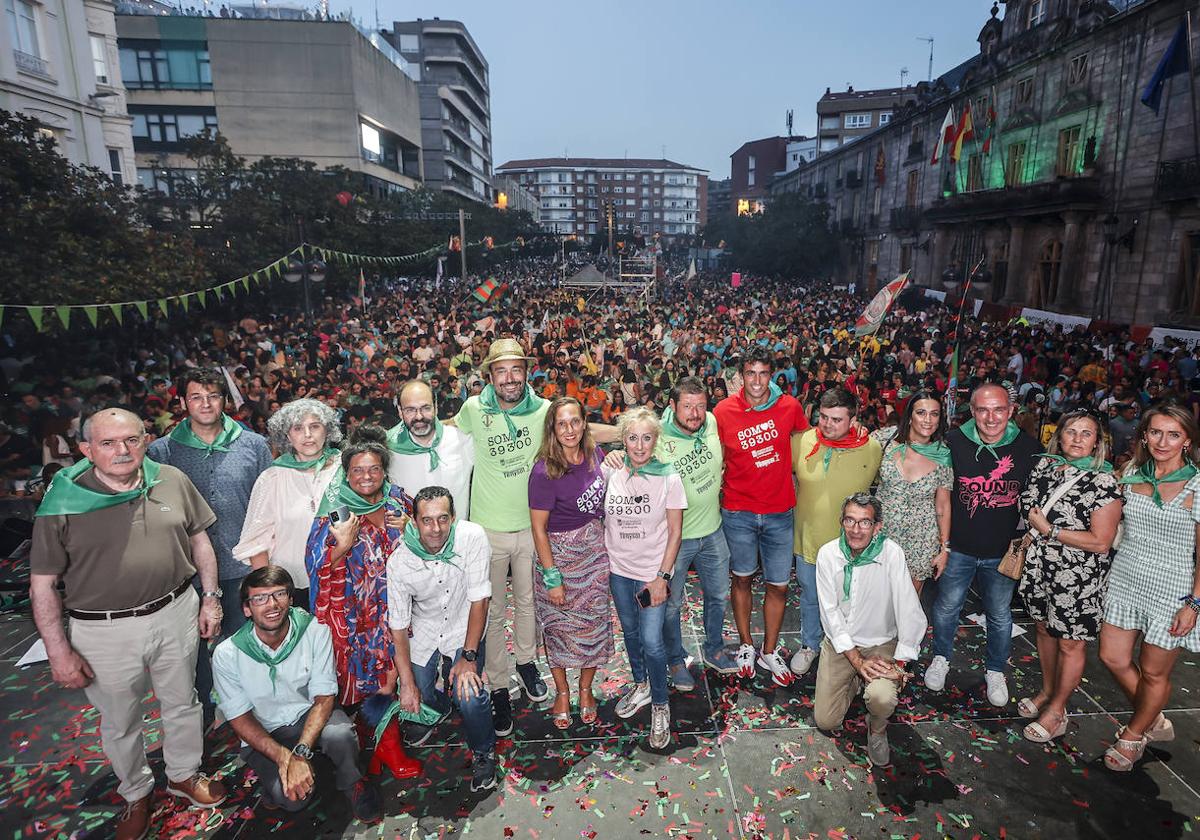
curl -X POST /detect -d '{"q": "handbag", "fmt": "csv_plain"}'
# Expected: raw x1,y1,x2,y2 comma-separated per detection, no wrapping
997,469,1088,580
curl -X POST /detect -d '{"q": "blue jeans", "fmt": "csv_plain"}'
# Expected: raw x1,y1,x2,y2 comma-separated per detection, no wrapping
931,550,1016,673
722,508,794,585
793,557,824,651
610,573,669,705
410,645,495,757
664,529,730,664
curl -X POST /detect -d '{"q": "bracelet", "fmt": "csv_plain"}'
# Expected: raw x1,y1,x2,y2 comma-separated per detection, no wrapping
539,565,564,589
1180,595,1200,614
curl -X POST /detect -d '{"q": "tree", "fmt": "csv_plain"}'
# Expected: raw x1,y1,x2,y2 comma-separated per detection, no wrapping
700,192,839,279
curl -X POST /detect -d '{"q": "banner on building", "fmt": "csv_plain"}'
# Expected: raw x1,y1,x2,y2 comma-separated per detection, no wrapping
854,272,910,337
1019,307,1091,331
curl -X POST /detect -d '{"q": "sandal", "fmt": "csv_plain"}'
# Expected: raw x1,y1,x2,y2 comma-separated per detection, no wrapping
1104,729,1149,772
579,694,599,725
1022,713,1068,743
1146,713,1175,743
551,695,572,730
1017,696,1044,719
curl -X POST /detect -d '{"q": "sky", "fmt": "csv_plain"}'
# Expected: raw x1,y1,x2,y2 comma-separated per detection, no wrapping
344,0,994,179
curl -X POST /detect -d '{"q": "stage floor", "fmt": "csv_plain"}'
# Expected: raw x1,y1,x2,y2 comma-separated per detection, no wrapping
0,578,1196,839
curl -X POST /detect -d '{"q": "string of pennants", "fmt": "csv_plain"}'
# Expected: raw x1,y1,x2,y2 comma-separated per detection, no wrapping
1,236,522,332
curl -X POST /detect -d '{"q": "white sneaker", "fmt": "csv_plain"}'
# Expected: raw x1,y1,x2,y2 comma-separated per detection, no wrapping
757,647,795,687
789,646,818,676
924,655,950,692
615,681,652,719
734,643,756,678
648,703,671,749
985,670,1009,707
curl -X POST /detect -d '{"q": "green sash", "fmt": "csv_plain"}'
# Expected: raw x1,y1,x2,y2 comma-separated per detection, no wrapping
372,699,448,745
316,469,395,516
36,458,163,517
893,440,952,468
1040,453,1114,474
387,420,444,471
660,408,708,453
168,414,243,457
479,384,542,441
746,381,783,412
229,608,313,692
624,454,675,477
960,419,1020,461
839,530,885,600
401,519,459,567
273,449,339,471
1119,461,1199,507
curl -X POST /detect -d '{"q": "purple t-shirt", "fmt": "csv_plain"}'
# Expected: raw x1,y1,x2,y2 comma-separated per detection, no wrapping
528,448,607,533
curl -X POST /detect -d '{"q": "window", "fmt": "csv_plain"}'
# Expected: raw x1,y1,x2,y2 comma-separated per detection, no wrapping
107,148,123,186
748,170,755,187
131,109,217,145
1027,0,1046,29
879,112,891,125
1037,239,1063,306
1005,141,1027,186
906,170,919,207
866,240,879,265
1056,126,1083,176
844,112,872,129
6,0,39,57
1068,52,1090,87
397,34,420,52
747,155,756,172
361,123,381,156
90,35,109,84
966,153,984,192
1015,76,1035,107
900,244,913,273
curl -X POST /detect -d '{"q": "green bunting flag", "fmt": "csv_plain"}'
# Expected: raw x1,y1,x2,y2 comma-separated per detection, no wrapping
157,298,169,317
241,276,250,292
180,294,191,312
197,290,207,307
109,303,123,324
26,306,44,331
134,300,148,320
55,306,70,329
83,305,99,327
0,306,4,330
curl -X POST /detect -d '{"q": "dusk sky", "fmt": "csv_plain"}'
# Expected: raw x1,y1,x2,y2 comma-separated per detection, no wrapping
348,1,995,178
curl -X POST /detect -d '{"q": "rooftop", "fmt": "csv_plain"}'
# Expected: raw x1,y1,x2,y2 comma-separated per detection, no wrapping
820,85,913,102
496,157,706,173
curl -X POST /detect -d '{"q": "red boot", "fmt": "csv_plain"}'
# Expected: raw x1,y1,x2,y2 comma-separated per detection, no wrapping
368,721,423,779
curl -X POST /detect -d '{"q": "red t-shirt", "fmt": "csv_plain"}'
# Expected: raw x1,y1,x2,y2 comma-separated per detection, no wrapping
714,389,809,514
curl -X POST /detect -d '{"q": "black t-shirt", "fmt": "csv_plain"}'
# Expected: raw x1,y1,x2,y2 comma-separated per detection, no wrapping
947,426,1043,557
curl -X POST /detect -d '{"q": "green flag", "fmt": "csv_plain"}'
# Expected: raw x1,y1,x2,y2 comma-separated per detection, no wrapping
241,276,250,292
197,290,207,307
157,298,169,317
55,306,70,329
134,300,148,320
26,306,44,331
180,294,191,312
109,303,124,324
83,306,98,327
213,284,224,301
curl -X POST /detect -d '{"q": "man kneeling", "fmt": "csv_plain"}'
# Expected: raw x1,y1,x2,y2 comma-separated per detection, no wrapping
388,486,497,792
212,567,381,821
813,492,926,766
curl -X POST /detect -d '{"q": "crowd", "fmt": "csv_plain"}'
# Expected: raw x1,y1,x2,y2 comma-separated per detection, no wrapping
4,258,1199,834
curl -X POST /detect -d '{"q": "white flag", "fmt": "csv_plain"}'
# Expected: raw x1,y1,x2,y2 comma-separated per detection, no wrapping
686,258,697,280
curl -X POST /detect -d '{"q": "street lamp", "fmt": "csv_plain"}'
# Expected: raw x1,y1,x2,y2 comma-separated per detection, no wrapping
283,255,327,318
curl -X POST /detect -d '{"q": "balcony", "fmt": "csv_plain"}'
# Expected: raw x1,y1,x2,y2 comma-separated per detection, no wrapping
889,206,922,230
845,170,862,189
13,49,50,78
1156,157,1200,202
925,176,1102,222
905,140,924,162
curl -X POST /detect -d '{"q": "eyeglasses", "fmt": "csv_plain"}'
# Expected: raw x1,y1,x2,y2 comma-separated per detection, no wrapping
246,589,291,606
841,517,878,530
186,393,225,405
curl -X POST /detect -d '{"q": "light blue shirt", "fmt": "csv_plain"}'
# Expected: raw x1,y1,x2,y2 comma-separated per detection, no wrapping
212,618,338,734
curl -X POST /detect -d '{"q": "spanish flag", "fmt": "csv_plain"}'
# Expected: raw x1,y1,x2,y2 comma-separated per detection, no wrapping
950,102,974,163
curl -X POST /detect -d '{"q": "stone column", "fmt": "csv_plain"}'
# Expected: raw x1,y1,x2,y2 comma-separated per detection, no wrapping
1003,217,1028,305
931,225,954,289
1054,211,1088,310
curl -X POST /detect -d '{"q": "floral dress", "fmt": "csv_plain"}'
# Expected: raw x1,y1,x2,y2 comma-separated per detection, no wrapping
305,484,413,706
874,429,952,581
1018,460,1122,640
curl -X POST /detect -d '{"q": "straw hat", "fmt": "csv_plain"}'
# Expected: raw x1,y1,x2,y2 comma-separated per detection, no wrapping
481,338,534,370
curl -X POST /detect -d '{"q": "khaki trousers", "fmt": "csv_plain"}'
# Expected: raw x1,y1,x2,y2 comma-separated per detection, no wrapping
483,526,537,689
70,587,202,802
813,637,899,733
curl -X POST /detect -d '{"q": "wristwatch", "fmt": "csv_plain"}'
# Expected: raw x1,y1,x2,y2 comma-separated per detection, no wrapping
292,743,314,760
202,588,223,599
462,649,477,662
657,570,673,582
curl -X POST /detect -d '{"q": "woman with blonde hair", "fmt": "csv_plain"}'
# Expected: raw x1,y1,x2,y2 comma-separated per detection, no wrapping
1100,401,1200,771
528,397,612,728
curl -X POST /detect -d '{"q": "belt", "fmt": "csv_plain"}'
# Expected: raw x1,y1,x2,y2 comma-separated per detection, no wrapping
68,579,193,621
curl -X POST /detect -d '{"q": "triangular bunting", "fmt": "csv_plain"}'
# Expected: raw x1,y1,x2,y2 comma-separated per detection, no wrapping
26,306,44,331
241,277,250,292
213,284,225,301
109,303,123,324
180,294,191,312
55,306,70,329
157,298,169,317
134,300,148,320
198,290,207,307
83,305,99,327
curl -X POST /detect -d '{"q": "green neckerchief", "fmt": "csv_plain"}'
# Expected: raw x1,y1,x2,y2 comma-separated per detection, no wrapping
387,420,444,471
838,530,886,600
229,608,313,692
401,519,459,567
273,448,339,472
1041,453,1114,474
35,458,163,517
660,408,708,454
893,440,953,468
746,381,783,412
316,468,395,516
959,419,1020,461
168,414,243,457
624,454,675,477
479,384,542,441
373,699,448,745
1119,460,1199,507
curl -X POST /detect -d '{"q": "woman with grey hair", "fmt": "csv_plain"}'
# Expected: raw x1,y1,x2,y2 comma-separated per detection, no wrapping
233,398,343,607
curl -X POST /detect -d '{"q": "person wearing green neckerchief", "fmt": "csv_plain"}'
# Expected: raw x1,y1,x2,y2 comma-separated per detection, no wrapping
386,487,498,794
386,380,474,520
926,383,1043,710
812,492,925,769
448,338,618,739
148,368,273,732
1101,402,1200,772
211,567,381,822
31,408,228,836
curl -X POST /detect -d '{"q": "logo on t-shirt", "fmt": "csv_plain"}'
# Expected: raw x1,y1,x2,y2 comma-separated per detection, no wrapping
736,419,777,451
957,455,1021,517
577,473,606,515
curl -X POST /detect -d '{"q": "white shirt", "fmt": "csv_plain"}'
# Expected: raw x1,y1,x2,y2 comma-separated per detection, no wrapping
212,618,338,734
815,536,926,662
233,461,340,586
386,519,491,666
386,424,474,519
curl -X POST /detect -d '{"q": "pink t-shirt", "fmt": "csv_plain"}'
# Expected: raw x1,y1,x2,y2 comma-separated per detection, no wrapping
602,466,688,581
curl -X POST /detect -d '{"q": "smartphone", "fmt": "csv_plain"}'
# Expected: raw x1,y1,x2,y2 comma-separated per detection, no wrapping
329,505,351,524
636,587,652,608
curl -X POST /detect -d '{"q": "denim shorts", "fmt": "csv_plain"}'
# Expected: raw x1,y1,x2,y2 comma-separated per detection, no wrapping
721,508,795,586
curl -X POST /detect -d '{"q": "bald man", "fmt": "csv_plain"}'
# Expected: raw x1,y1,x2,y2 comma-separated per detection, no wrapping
386,380,475,519
30,409,227,839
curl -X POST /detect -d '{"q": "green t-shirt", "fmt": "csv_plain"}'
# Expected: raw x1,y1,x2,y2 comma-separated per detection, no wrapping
791,428,882,561
654,411,723,540
454,394,551,532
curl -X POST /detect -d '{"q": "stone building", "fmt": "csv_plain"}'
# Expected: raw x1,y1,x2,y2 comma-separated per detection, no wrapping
777,0,1199,326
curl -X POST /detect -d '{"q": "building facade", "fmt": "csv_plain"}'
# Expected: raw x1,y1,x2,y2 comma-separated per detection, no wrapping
384,18,492,204
2,0,134,183
778,0,1199,327
730,136,787,214
494,157,708,242
491,173,537,215
786,136,818,171
115,13,422,196
816,85,913,154
707,177,731,218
